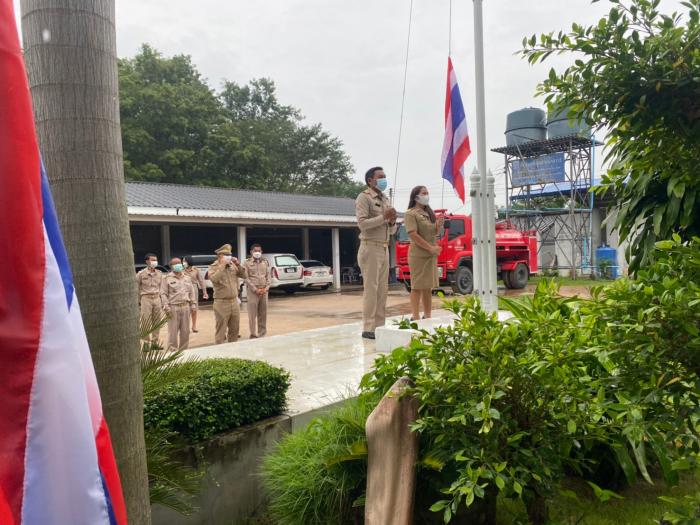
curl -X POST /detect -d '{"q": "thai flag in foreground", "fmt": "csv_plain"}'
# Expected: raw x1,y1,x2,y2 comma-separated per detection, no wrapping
0,2,127,524
441,57,471,203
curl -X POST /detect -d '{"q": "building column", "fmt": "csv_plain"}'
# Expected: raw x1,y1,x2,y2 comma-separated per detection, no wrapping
332,227,341,291
160,224,171,262
237,225,248,300
237,225,247,262
302,227,310,260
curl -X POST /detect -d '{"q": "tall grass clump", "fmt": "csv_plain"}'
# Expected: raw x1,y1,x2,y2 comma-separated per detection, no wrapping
262,396,377,525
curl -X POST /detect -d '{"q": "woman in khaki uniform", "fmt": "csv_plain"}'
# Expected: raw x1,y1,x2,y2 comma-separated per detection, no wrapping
404,186,444,320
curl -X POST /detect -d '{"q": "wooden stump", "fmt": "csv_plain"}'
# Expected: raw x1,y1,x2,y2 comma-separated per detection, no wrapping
364,377,419,525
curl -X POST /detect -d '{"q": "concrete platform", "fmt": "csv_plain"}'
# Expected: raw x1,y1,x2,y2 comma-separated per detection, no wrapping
375,310,514,352
187,321,384,427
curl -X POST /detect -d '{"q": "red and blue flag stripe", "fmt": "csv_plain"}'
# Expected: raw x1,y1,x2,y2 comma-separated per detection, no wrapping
441,57,471,203
0,1,127,523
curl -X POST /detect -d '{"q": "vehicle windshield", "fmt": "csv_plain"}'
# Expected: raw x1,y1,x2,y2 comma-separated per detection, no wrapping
189,255,216,265
396,224,409,242
301,260,324,267
396,223,446,242
275,255,299,267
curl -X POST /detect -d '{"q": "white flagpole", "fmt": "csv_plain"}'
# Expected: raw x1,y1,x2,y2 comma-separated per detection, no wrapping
472,0,497,311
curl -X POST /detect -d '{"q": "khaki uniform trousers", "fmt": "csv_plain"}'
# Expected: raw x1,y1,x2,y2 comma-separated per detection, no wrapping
358,241,390,332
214,299,240,344
247,290,268,337
140,294,162,342
167,304,191,351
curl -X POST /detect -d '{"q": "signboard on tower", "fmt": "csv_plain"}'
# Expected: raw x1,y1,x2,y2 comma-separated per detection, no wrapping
511,152,566,187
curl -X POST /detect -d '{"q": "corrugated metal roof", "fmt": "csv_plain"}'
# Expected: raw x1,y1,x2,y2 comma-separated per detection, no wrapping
125,182,357,217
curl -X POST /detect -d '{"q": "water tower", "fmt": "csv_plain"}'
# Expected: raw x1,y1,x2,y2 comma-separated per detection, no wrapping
492,108,602,278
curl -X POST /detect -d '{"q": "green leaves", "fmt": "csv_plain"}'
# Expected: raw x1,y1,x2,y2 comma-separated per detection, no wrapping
119,45,360,197
520,0,700,272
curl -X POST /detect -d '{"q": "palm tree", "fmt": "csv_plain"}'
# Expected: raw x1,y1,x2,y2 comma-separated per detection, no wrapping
21,1,150,521
140,314,204,515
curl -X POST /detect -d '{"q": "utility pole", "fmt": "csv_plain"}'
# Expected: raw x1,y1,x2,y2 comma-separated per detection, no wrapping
472,0,497,311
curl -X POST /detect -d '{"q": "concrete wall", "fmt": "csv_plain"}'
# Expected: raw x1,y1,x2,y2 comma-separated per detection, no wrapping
151,415,292,525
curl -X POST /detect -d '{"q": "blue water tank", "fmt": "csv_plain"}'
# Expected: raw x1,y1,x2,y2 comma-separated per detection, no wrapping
505,107,547,146
595,245,618,278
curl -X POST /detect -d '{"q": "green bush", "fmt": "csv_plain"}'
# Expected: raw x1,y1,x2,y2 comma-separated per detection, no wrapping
144,358,290,443
261,238,700,525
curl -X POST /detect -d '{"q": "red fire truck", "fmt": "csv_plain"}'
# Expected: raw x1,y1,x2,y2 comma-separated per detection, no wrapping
395,211,538,294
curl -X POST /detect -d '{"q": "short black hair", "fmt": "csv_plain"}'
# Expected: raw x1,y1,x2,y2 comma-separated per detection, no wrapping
250,243,262,251
144,253,157,261
183,255,193,265
365,166,384,185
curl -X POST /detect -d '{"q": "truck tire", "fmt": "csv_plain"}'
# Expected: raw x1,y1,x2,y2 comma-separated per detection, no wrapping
502,271,513,289
451,266,473,295
506,263,529,289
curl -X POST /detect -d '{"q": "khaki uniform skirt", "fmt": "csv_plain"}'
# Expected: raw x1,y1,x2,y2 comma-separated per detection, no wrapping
408,251,438,290
404,207,439,290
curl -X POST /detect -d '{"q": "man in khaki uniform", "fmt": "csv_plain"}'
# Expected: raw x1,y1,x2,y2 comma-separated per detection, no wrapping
243,243,271,338
136,252,163,343
209,243,247,344
356,166,397,339
160,257,196,351
183,256,208,333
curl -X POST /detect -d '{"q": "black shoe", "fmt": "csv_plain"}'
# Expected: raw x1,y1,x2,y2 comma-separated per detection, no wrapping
362,331,376,340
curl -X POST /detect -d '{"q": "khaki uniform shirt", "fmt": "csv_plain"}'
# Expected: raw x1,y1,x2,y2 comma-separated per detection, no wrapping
404,207,438,258
244,258,271,291
208,260,247,300
137,268,163,297
159,273,195,307
184,267,205,291
355,188,397,243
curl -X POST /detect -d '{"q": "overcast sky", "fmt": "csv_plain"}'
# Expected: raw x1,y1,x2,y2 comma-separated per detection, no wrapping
14,0,686,212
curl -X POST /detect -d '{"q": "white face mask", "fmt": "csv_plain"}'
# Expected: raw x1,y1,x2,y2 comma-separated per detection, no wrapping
252,251,262,259
223,255,233,263
149,260,158,268
183,261,189,268
417,194,430,206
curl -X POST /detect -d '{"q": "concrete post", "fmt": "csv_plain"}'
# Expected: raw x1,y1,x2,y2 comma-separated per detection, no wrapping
331,227,341,291
470,169,483,300
302,227,310,260
160,224,171,262
364,377,418,525
485,171,498,311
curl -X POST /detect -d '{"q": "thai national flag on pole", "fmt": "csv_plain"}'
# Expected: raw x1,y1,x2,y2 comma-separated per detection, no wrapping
441,57,471,203
0,2,127,524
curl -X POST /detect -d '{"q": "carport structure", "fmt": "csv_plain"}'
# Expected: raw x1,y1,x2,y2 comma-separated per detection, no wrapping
126,182,361,289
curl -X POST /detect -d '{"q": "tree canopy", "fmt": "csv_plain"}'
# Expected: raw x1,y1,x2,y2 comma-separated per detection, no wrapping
521,0,700,271
118,45,363,197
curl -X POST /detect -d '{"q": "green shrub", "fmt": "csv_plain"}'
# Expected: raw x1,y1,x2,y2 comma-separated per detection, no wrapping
261,238,700,525
262,396,375,525
144,358,290,443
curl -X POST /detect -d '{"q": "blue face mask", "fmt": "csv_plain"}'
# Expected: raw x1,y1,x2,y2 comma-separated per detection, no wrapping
172,263,184,273
376,178,388,192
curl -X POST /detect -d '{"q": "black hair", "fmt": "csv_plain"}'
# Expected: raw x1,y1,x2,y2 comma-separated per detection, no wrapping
144,253,157,261
250,243,262,251
364,166,384,185
183,255,193,265
407,185,436,223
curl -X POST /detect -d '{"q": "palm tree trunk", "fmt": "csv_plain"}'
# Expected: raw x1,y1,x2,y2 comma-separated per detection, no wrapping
21,1,151,523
